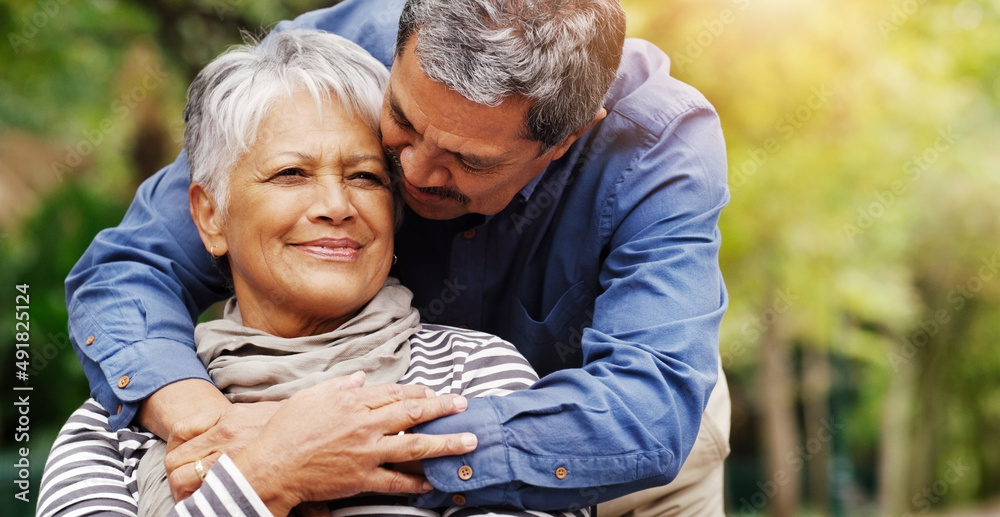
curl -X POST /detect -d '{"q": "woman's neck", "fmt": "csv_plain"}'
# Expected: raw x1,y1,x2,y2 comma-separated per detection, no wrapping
235,297,358,338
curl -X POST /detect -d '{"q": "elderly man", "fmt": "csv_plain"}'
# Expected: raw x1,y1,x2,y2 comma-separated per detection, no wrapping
66,0,731,515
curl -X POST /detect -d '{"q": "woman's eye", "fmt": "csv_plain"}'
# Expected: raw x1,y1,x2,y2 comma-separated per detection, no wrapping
271,168,305,180
351,171,388,186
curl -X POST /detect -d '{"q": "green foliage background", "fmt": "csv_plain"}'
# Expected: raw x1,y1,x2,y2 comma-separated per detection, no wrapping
1,0,998,516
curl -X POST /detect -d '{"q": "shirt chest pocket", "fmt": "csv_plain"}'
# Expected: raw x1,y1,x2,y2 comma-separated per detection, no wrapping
507,281,596,375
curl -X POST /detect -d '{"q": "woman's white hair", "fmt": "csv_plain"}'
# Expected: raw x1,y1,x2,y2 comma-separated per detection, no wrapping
184,29,390,214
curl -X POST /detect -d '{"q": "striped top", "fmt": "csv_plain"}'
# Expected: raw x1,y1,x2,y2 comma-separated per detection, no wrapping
37,324,590,517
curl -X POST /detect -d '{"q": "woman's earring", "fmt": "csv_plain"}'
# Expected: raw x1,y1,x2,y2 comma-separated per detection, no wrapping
210,245,217,257
393,254,398,265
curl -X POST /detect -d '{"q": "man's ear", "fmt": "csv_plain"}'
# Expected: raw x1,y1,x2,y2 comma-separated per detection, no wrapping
188,183,228,256
546,108,608,161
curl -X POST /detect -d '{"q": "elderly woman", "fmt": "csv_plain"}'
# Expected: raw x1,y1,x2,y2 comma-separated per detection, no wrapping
37,30,589,517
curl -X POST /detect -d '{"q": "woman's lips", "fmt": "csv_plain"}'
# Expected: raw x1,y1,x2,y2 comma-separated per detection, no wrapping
294,238,361,261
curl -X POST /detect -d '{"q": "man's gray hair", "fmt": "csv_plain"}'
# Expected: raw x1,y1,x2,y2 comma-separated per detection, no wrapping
395,0,626,149
184,29,389,213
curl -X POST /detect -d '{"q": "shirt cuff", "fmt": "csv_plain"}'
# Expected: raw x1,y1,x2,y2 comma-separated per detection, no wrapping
100,337,212,400
172,454,274,517
412,398,511,507
83,334,212,429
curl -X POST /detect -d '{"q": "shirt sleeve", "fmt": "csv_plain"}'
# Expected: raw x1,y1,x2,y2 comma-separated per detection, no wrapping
170,454,274,517
412,72,729,510
271,0,405,69
66,150,230,429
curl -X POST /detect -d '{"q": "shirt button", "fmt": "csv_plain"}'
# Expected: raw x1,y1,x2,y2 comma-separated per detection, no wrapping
462,229,477,240
117,376,131,389
452,494,467,506
85,335,95,345
458,465,473,480
555,466,568,480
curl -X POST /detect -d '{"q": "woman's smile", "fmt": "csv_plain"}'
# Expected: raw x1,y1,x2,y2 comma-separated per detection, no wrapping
292,237,363,261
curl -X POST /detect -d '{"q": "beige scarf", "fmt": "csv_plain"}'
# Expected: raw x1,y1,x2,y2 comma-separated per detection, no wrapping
136,278,420,515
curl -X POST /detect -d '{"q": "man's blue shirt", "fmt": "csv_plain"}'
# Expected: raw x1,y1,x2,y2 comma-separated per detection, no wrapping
66,0,729,510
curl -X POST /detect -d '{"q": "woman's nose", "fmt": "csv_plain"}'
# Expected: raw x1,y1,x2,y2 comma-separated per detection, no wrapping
307,180,358,223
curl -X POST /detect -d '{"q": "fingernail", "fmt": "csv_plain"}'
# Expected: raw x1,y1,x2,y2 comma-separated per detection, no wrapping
461,433,478,448
422,481,434,492
453,395,468,411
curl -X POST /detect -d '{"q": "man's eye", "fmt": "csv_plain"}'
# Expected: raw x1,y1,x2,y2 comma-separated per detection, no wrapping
454,152,495,174
458,160,491,174
390,110,414,131
459,161,481,172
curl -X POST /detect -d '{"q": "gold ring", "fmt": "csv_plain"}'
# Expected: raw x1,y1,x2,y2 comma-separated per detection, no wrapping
194,459,206,481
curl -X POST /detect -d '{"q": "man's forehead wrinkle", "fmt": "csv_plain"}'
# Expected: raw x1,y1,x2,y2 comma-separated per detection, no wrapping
393,72,480,144
391,39,539,165
403,37,528,116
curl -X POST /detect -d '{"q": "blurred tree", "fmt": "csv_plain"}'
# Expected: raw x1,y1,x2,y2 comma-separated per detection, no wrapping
0,1,336,513
624,0,1000,515
2,0,1000,515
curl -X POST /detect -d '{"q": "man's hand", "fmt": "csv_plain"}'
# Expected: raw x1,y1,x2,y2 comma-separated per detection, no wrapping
162,372,368,500
230,373,478,516
139,378,232,441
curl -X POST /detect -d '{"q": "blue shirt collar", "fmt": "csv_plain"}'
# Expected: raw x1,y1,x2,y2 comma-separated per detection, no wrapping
517,170,547,201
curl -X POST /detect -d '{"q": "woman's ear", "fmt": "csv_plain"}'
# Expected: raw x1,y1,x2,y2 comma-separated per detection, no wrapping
189,183,228,256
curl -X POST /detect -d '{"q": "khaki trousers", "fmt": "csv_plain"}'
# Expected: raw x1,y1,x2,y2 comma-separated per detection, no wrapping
597,366,731,517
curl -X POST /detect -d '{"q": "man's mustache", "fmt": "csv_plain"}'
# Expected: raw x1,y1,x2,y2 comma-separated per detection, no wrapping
386,147,471,204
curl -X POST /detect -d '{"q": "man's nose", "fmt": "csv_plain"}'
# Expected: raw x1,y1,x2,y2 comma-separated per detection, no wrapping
398,140,451,188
